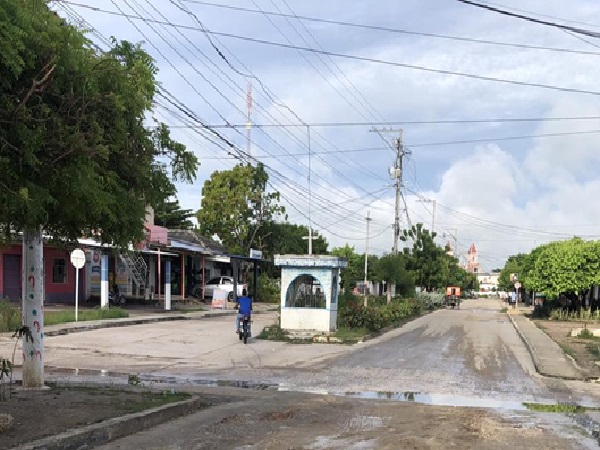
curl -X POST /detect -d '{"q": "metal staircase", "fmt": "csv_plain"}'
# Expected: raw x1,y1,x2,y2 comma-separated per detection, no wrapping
120,253,148,291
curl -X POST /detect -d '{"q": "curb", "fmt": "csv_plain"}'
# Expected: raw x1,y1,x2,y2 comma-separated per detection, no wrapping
507,313,584,381
10,396,207,450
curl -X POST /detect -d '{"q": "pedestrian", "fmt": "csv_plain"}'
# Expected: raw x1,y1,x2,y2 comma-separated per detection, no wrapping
510,291,516,309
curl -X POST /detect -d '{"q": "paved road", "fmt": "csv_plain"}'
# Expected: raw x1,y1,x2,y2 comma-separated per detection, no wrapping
11,298,594,407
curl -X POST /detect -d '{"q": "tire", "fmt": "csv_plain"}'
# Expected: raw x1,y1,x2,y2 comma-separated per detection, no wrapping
228,291,234,301
119,296,126,307
243,321,248,344
238,330,243,340
193,288,202,300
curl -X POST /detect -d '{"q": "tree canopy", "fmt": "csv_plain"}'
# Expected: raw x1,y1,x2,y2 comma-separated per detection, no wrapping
0,1,198,245
522,238,600,298
401,224,448,291
196,163,285,255
260,222,328,257
154,196,195,230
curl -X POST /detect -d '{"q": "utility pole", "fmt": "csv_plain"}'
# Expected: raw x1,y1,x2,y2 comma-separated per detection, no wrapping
370,127,408,302
364,211,372,307
370,128,405,254
392,133,403,255
301,125,317,255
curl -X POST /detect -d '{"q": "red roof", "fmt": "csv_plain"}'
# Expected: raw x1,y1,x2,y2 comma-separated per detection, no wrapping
468,243,477,254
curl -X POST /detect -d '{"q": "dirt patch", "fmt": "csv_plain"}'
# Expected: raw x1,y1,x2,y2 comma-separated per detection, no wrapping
533,319,600,378
0,384,195,448
92,389,585,450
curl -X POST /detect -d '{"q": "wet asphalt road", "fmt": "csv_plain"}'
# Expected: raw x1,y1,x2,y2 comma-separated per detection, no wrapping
32,298,593,406
273,299,565,405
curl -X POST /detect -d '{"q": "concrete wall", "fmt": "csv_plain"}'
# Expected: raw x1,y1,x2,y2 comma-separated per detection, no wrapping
281,308,337,332
280,267,340,333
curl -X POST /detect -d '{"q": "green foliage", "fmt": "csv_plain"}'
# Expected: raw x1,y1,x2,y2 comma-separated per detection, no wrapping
154,196,194,229
257,324,289,341
247,273,279,303
338,294,423,332
549,308,600,322
401,224,448,290
0,300,20,333
196,163,285,255
523,402,598,413
0,2,198,245
523,239,600,297
44,307,128,326
577,328,597,339
498,254,527,291
331,244,369,290
260,222,328,257
376,254,415,297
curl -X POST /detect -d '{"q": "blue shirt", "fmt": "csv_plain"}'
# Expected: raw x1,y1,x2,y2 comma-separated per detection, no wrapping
237,296,252,315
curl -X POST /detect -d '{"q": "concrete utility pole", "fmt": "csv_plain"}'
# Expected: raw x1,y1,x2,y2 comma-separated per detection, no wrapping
370,128,406,254
370,127,407,302
364,210,372,307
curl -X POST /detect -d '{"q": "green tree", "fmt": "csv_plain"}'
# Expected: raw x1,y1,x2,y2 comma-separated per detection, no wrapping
154,196,194,229
196,163,285,255
331,244,361,290
0,2,198,387
260,222,328,257
376,253,414,298
498,254,527,291
523,238,600,298
401,223,448,291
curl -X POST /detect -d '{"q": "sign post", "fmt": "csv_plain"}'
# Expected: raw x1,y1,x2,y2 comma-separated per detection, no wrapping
70,249,86,321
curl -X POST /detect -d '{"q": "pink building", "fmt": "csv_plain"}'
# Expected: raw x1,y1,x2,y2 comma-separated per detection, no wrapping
0,244,84,303
465,243,481,274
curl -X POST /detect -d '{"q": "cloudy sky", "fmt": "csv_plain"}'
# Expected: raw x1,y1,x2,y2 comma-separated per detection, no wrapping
55,0,600,270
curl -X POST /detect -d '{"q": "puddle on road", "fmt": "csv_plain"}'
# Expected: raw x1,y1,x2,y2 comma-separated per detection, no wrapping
46,367,600,416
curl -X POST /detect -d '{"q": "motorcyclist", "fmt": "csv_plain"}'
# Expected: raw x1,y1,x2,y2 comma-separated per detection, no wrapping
235,289,252,336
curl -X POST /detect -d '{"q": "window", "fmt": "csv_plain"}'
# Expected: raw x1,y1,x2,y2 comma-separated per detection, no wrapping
285,274,326,308
207,278,220,285
53,258,67,284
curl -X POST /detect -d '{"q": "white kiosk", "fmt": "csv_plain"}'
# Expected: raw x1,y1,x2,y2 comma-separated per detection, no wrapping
274,255,348,333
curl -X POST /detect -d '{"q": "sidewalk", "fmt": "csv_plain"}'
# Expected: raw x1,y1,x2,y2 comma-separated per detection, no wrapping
508,313,583,380
2,302,279,338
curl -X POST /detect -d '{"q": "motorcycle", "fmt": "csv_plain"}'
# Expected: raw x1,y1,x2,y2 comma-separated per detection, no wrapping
238,314,251,344
109,286,126,307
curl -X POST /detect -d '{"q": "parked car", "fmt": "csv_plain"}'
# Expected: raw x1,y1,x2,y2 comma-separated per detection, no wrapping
193,276,246,301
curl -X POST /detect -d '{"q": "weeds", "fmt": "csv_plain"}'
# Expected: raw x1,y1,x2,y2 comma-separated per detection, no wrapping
0,300,21,333
257,324,288,341
524,402,600,413
549,308,600,322
559,342,576,359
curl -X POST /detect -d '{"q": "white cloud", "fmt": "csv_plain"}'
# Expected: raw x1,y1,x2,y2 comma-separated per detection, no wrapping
65,0,600,270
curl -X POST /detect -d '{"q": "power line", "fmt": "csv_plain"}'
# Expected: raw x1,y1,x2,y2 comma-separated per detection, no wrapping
164,116,600,128
456,0,600,39
476,0,600,30
196,128,600,159
175,0,600,56
58,2,600,97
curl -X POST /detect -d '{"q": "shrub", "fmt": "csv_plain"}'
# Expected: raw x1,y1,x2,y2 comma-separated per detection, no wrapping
247,274,279,303
338,296,424,332
0,300,21,333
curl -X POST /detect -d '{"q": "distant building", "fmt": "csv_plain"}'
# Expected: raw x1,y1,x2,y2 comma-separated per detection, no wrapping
477,273,499,292
465,243,481,274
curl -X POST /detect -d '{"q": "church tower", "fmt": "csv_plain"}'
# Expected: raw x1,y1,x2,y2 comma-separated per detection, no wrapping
465,243,481,273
